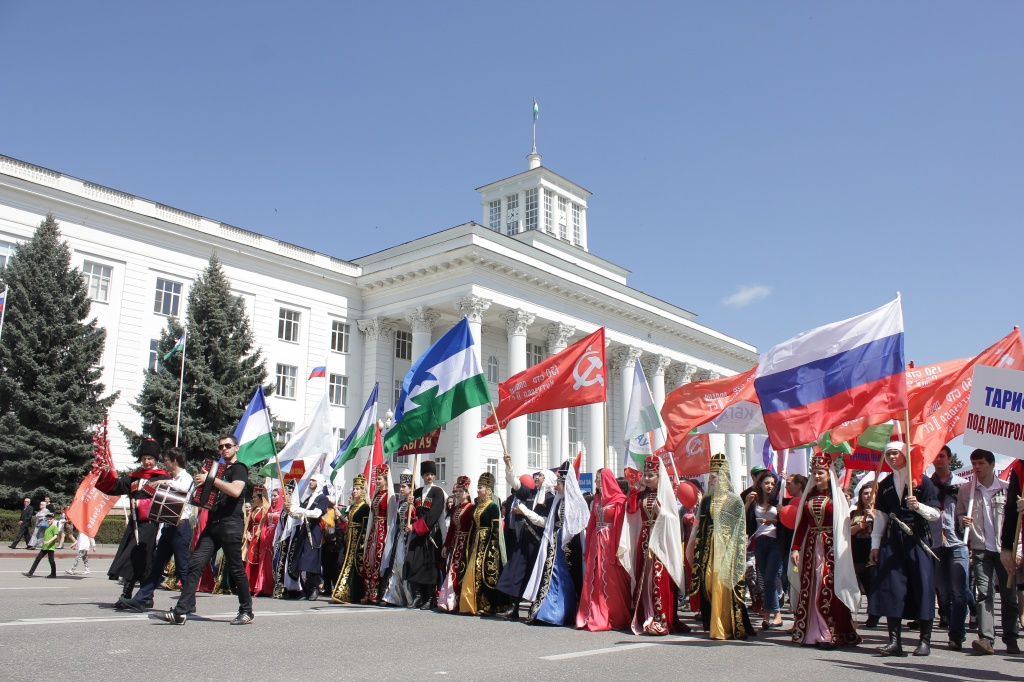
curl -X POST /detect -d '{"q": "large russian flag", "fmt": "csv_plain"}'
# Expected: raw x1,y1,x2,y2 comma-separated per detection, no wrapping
754,297,907,450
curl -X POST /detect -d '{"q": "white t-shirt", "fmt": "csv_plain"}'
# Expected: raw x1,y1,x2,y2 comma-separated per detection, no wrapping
75,532,96,552
753,504,778,539
166,469,195,521
978,478,1001,552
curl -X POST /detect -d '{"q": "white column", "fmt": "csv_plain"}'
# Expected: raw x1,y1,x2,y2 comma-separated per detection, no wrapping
500,308,534,475
746,434,757,476
546,322,575,467
456,295,491,484
588,336,611,471
643,354,672,449
726,433,744,491
406,306,438,362
612,345,644,457
356,316,395,481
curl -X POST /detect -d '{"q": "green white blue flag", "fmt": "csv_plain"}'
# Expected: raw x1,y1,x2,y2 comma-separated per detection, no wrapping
233,386,277,466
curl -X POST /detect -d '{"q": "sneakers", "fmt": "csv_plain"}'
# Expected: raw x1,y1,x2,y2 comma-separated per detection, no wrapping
230,612,254,625
972,638,995,655
21,572,32,578
84,568,91,574
157,611,187,625
65,569,76,575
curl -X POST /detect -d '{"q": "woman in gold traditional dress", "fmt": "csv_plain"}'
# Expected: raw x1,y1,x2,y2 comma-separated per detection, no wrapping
687,453,755,640
332,475,369,604
459,472,507,616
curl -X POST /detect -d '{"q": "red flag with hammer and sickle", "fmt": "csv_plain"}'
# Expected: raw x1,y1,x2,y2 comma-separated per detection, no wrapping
479,328,606,437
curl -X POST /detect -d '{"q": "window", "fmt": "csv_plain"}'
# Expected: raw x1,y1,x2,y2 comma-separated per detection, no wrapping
276,364,297,398
557,196,568,241
488,199,502,232
568,406,580,455
572,203,582,246
527,413,542,468
435,456,447,483
83,261,112,302
331,320,350,353
333,427,347,454
505,194,519,235
278,308,300,342
395,330,412,360
526,342,544,367
0,241,12,270
481,403,493,430
148,339,162,372
486,355,499,384
486,457,499,485
153,278,182,316
273,420,295,447
543,189,554,234
394,379,403,411
329,373,349,407
524,188,538,231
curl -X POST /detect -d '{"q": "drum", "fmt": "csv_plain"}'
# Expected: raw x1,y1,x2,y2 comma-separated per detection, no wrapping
150,483,189,525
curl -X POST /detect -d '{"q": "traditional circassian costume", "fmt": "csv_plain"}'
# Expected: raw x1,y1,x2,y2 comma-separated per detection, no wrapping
362,464,391,603
869,441,940,656
577,467,633,631
405,459,448,610
459,471,508,616
496,464,554,619
789,454,861,648
624,456,687,636
438,476,474,613
282,473,330,600
94,438,170,606
526,461,588,626
332,475,369,604
244,486,277,597
689,453,755,640
272,480,296,598
381,470,414,607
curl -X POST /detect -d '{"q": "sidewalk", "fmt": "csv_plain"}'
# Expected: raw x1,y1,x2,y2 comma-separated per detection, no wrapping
0,543,118,559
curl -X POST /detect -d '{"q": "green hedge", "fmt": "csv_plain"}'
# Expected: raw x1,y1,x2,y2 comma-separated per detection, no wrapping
0,508,127,545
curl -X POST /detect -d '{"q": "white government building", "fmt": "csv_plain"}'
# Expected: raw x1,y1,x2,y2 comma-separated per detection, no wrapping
0,148,759,497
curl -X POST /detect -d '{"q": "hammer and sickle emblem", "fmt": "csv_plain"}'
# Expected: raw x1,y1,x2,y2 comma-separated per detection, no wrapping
572,345,605,391
685,436,705,456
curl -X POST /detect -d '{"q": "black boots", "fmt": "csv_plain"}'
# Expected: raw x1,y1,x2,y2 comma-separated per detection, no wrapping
913,620,932,657
496,601,520,620
879,618,904,656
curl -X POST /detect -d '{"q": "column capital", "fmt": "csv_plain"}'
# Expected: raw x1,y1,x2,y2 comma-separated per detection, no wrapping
546,322,576,351
642,354,672,379
667,362,699,387
405,306,440,334
697,368,722,381
357,317,396,343
455,295,492,323
609,345,643,370
500,308,535,337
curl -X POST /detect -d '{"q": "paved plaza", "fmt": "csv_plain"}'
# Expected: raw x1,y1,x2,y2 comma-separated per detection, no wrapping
0,556,1020,681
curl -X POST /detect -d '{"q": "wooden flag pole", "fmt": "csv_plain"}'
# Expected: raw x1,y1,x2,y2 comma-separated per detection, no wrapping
904,409,914,496
602,401,609,471
1010,512,1023,590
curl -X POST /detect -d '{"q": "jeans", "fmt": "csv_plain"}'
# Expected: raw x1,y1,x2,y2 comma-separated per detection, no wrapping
28,549,55,576
934,544,969,643
972,549,1020,644
754,534,783,613
174,519,251,616
135,521,193,602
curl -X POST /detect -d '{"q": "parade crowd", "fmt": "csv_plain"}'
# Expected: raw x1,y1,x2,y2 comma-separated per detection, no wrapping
14,437,1024,656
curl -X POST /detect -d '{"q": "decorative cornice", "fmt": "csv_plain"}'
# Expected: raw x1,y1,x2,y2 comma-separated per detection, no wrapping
546,322,576,351
501,308,535,337
609,345,643,371
642,354,672,379
455,294,491,323
406,306,439,334
357,317,396,343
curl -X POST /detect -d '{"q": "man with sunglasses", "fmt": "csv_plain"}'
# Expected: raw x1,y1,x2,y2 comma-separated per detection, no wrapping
158,435,254,625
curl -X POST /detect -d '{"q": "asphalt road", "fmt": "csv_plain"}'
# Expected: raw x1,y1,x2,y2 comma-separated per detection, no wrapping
1,556,1021,682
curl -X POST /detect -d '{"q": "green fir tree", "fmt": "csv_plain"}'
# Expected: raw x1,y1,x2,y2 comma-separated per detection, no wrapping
0,214,116,506
124,255,271,467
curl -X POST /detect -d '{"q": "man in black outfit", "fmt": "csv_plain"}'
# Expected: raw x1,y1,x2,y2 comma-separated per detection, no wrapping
9,498,34,549
158,434,253,625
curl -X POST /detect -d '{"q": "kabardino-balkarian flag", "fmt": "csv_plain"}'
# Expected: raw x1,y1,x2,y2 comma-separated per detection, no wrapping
385,317,490,454
233,386,277,466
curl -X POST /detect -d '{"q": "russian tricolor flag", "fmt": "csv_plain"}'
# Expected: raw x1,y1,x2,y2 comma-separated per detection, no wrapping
754,297,907,451
308,365,326,379
0,285,7,314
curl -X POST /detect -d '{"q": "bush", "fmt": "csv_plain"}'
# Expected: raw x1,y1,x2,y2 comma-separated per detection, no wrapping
0,508,127,544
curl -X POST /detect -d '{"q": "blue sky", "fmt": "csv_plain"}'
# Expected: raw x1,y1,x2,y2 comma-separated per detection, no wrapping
2,2,1022,371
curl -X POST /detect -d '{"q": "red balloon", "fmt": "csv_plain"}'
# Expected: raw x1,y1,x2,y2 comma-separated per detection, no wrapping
675,481,698,508
779,503,799,529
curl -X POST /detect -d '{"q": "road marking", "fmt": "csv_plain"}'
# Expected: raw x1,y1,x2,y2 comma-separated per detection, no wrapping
540,637,689,660
0,606,392,628
0,586,70,590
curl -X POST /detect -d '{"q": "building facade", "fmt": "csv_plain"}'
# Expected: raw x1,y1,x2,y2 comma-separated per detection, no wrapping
0,151,759,498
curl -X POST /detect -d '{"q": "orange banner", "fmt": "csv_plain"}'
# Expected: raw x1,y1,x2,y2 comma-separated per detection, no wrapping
658,433,712,478
65,470,116,538
661,367,757,453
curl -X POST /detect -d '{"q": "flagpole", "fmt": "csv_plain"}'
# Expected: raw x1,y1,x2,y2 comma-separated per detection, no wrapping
489,400,510,459
903,409,913,495
0,285,8,343
602,400,608,471
173,332,187,447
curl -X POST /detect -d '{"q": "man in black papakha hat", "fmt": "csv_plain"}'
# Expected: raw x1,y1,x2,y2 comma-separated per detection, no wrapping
405,459,447,609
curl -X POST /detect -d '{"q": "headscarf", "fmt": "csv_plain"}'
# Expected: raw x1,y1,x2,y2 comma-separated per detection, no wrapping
597,468,625,507
709,455,747,592
533,470,555,510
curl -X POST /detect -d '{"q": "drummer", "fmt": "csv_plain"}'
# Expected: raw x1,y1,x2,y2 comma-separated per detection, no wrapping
122,447,194,611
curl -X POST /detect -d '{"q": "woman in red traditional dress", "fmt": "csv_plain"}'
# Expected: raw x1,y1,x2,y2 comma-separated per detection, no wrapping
626,456,687,636
576,467,632,631
438,476,474,613
789,453,861,649
244,486,278,597
362,464,390,604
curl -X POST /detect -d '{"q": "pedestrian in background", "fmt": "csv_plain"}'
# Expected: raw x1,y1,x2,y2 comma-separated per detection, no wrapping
23,513,58,578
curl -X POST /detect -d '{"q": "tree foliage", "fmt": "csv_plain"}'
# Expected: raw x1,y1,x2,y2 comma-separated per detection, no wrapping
123,255,271,467
0,214,115,507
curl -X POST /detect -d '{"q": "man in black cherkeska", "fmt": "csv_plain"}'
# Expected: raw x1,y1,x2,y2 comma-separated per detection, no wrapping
405,459,447,609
